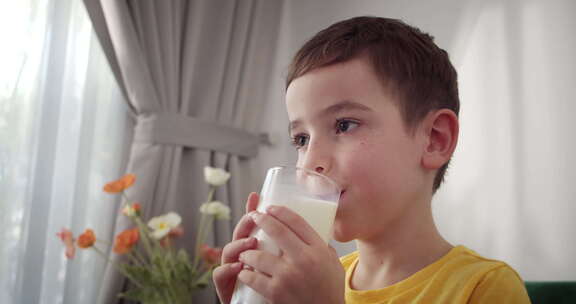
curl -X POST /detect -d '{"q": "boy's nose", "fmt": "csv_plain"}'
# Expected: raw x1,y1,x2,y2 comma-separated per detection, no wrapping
299,138,333,175
301,149,332,175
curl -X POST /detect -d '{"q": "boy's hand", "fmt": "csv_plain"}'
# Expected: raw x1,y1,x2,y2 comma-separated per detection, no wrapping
237,205,345,304
213,192,260,304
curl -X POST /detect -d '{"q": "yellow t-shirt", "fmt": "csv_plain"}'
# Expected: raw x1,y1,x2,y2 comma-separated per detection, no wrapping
340,245,531,303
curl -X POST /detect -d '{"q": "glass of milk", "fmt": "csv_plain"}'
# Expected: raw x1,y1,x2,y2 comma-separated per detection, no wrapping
231,166,341,304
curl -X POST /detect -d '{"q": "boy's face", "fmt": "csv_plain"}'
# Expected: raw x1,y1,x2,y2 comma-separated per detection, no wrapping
286,57,431,242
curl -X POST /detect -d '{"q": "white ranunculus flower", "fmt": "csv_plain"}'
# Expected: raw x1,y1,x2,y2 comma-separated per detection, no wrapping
204,166,231,186
147,212,182,239
199,201,231,220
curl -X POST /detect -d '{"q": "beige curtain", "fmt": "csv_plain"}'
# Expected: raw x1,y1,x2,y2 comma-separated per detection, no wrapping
82,0,284,302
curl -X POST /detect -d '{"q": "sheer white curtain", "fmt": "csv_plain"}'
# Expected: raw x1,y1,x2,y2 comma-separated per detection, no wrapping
0,0,130,303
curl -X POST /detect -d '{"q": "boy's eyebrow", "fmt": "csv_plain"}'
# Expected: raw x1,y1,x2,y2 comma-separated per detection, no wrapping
321,99,372,115
288,100,372,134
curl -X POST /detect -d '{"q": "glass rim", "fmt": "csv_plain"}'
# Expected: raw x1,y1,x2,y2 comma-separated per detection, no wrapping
268,166,341,192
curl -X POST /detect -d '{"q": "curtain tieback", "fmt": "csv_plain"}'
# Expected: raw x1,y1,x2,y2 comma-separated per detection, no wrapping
134,112,264,158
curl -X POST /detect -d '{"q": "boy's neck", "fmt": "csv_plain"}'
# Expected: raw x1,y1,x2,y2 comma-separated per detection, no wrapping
352,202,452,290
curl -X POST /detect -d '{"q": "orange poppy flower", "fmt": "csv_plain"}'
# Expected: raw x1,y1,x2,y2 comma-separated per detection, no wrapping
200,244,222,265
103,174,136,193
132,202,141,213
77,229,96,249
113,228,139,254
56,228,76,259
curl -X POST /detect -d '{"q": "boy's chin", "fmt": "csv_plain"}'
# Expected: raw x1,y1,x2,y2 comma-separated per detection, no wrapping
331,228,355,243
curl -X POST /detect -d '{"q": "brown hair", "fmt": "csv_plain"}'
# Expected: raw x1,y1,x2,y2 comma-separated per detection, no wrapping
286,16,460,192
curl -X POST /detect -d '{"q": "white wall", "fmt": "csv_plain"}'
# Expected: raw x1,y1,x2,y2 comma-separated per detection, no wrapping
433,0,576,281
259,0,576,281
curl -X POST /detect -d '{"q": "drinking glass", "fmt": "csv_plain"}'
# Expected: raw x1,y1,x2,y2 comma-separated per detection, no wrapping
231,166,341,304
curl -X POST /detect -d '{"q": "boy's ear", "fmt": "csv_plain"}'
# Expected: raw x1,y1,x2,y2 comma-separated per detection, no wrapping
420,109,459,170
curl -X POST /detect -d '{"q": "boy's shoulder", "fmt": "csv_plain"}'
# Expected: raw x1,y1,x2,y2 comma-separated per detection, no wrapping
340,246,530,303
443,245,514,271
339,245,522,281
442,246,526,285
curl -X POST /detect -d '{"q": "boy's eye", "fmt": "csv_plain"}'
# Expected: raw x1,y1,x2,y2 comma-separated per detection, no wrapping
336,119,359,134
291,134,309,148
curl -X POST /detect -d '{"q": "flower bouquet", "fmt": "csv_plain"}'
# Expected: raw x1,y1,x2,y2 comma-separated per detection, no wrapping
57,166,232,304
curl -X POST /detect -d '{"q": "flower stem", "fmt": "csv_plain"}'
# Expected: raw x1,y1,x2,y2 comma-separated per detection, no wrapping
134,217,154,259
206,187,215,204
122,192,131,205
131,245,149,267
192,187,216,270
126,251,144,267
192,213,214,271
91,246,144,289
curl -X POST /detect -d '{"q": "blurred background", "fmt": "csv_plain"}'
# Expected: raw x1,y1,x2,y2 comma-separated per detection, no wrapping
1,0,575,303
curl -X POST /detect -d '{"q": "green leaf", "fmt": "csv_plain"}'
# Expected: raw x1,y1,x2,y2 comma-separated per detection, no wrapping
177,249,190,263
193,269,212,289
119,287,148,302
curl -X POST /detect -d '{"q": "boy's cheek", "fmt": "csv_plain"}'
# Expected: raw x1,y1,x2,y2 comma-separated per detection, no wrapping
342,141,387,171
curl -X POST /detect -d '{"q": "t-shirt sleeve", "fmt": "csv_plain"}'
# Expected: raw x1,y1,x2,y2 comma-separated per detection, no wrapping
469,265,532,303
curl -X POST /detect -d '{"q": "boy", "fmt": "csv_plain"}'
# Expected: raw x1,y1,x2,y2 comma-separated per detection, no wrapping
213,16,531,303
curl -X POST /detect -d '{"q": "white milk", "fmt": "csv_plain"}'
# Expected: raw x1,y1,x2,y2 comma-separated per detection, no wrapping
231,197,338,304
261,197,338,242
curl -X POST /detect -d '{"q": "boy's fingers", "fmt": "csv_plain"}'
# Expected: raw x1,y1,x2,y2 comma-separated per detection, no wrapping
213,262,243,285
238,249,282,277
250,212,306,255
237,269,272,300
230,192,259,241
213,262,243,303
221,237,258,264
265,205,324,246
245,192,259,213
232,212,257,241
